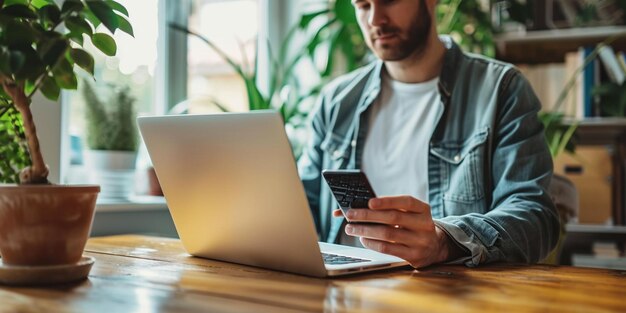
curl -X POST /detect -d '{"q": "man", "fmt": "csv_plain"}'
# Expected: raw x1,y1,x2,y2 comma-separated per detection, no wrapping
297,0,560,268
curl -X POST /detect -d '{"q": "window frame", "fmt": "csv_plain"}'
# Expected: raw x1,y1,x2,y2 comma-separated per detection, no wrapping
49,0,290,188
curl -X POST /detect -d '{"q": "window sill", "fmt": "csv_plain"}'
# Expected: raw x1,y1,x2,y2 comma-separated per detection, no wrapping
96,195,168,213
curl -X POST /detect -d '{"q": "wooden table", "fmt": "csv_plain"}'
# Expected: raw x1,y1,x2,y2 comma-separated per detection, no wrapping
1,235,626,313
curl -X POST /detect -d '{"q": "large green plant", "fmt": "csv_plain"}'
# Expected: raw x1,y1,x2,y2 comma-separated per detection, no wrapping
0,0,132,184
82,79,137,151
170,23,317,157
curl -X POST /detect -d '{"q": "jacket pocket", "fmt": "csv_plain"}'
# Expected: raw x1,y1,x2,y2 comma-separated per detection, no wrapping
431,128,489,215
320,133,351,169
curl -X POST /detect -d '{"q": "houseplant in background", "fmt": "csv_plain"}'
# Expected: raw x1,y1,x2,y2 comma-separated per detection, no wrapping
0,0,132,281
170,23,316,159
81,79,138,201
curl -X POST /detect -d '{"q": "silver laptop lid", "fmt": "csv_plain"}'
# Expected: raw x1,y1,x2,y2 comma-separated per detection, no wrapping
138,111,327,277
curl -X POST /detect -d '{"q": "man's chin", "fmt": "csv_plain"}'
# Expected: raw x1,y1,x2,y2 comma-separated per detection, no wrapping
374,49,410,62
373,42,427,62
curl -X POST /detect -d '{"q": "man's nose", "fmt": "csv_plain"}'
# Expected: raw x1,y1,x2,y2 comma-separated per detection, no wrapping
367,5,388,27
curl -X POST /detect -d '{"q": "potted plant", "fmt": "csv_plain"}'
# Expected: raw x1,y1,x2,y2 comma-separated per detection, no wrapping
0,0,132,269
81,80,138,200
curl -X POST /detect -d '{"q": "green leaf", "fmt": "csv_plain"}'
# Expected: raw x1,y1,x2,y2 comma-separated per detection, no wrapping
31,0,54,9
3,0,29,6
61,0,83,16
91,33,116,56
65,15,93,36
105,0,129,17
65,31,84,45
339,26,358,71
0,106,31,183
0,48,26,75
0,47,10,74
299,9,329,28
116,14,133,36
13,46,45,80
38,4,61,26
86,0,119,34
334,0,357,24
4,20,37,46
9,50,26,72
322,24,344,77
2,4,37,19
39,75,60,100
38,37,68,66
51,57,77,89
24,79,36,95
69,48,94,75
81,8,101,29
244,77,267,110
306,18,334,56
556,123,578,157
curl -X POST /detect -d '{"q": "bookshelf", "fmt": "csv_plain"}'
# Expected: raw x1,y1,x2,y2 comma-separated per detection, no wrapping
560,224,626,266
495,26,626,64
556,119,626,266
496,26,626,266
563,118,626,225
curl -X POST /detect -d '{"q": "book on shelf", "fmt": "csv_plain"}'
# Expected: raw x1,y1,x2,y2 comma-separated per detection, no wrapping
617,51,626,74
568,46,598,118
598,45,625,85
520,44,626,118
517,63,566,113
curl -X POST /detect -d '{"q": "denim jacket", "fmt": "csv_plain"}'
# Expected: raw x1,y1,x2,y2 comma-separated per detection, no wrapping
297,37,560,266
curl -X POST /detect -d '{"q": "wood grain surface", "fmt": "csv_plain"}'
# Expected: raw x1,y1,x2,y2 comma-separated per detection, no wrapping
0,235,625,313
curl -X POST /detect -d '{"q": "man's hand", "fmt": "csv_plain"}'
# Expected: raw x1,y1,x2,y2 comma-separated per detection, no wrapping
333,196,453,268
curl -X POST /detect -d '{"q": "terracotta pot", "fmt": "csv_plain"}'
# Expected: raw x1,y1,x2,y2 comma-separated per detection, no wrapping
0,184,100,266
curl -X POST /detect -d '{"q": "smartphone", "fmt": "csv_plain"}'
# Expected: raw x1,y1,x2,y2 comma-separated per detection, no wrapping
322,169,377,217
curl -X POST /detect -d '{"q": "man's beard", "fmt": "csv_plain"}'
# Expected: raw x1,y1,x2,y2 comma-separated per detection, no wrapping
368,0,432,61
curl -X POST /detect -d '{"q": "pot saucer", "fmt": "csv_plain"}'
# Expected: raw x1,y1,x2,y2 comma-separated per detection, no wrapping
0,256,95,286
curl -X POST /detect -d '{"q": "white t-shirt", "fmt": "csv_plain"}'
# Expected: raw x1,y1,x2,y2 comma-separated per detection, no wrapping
340,72,443,246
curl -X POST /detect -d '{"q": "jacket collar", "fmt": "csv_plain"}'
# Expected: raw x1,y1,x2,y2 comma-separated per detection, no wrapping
437,35,462,99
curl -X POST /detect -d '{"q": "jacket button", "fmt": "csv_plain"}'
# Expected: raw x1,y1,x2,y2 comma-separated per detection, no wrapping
454,155,461,162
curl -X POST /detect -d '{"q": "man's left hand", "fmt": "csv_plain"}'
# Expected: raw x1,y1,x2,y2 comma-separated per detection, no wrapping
341,195,451,268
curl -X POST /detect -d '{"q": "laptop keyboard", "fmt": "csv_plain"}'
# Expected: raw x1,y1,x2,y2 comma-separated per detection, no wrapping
322,252,370,265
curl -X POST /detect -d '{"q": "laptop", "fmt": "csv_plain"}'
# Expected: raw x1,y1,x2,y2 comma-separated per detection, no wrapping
137,111,408,277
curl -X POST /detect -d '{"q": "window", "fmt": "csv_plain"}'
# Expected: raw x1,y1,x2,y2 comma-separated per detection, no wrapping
65,0,159,187
63,0,264,199
186,0,259,113
67,0,158,131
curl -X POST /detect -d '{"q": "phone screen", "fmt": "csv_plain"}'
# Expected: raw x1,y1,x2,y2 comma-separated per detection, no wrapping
322,170,377,216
